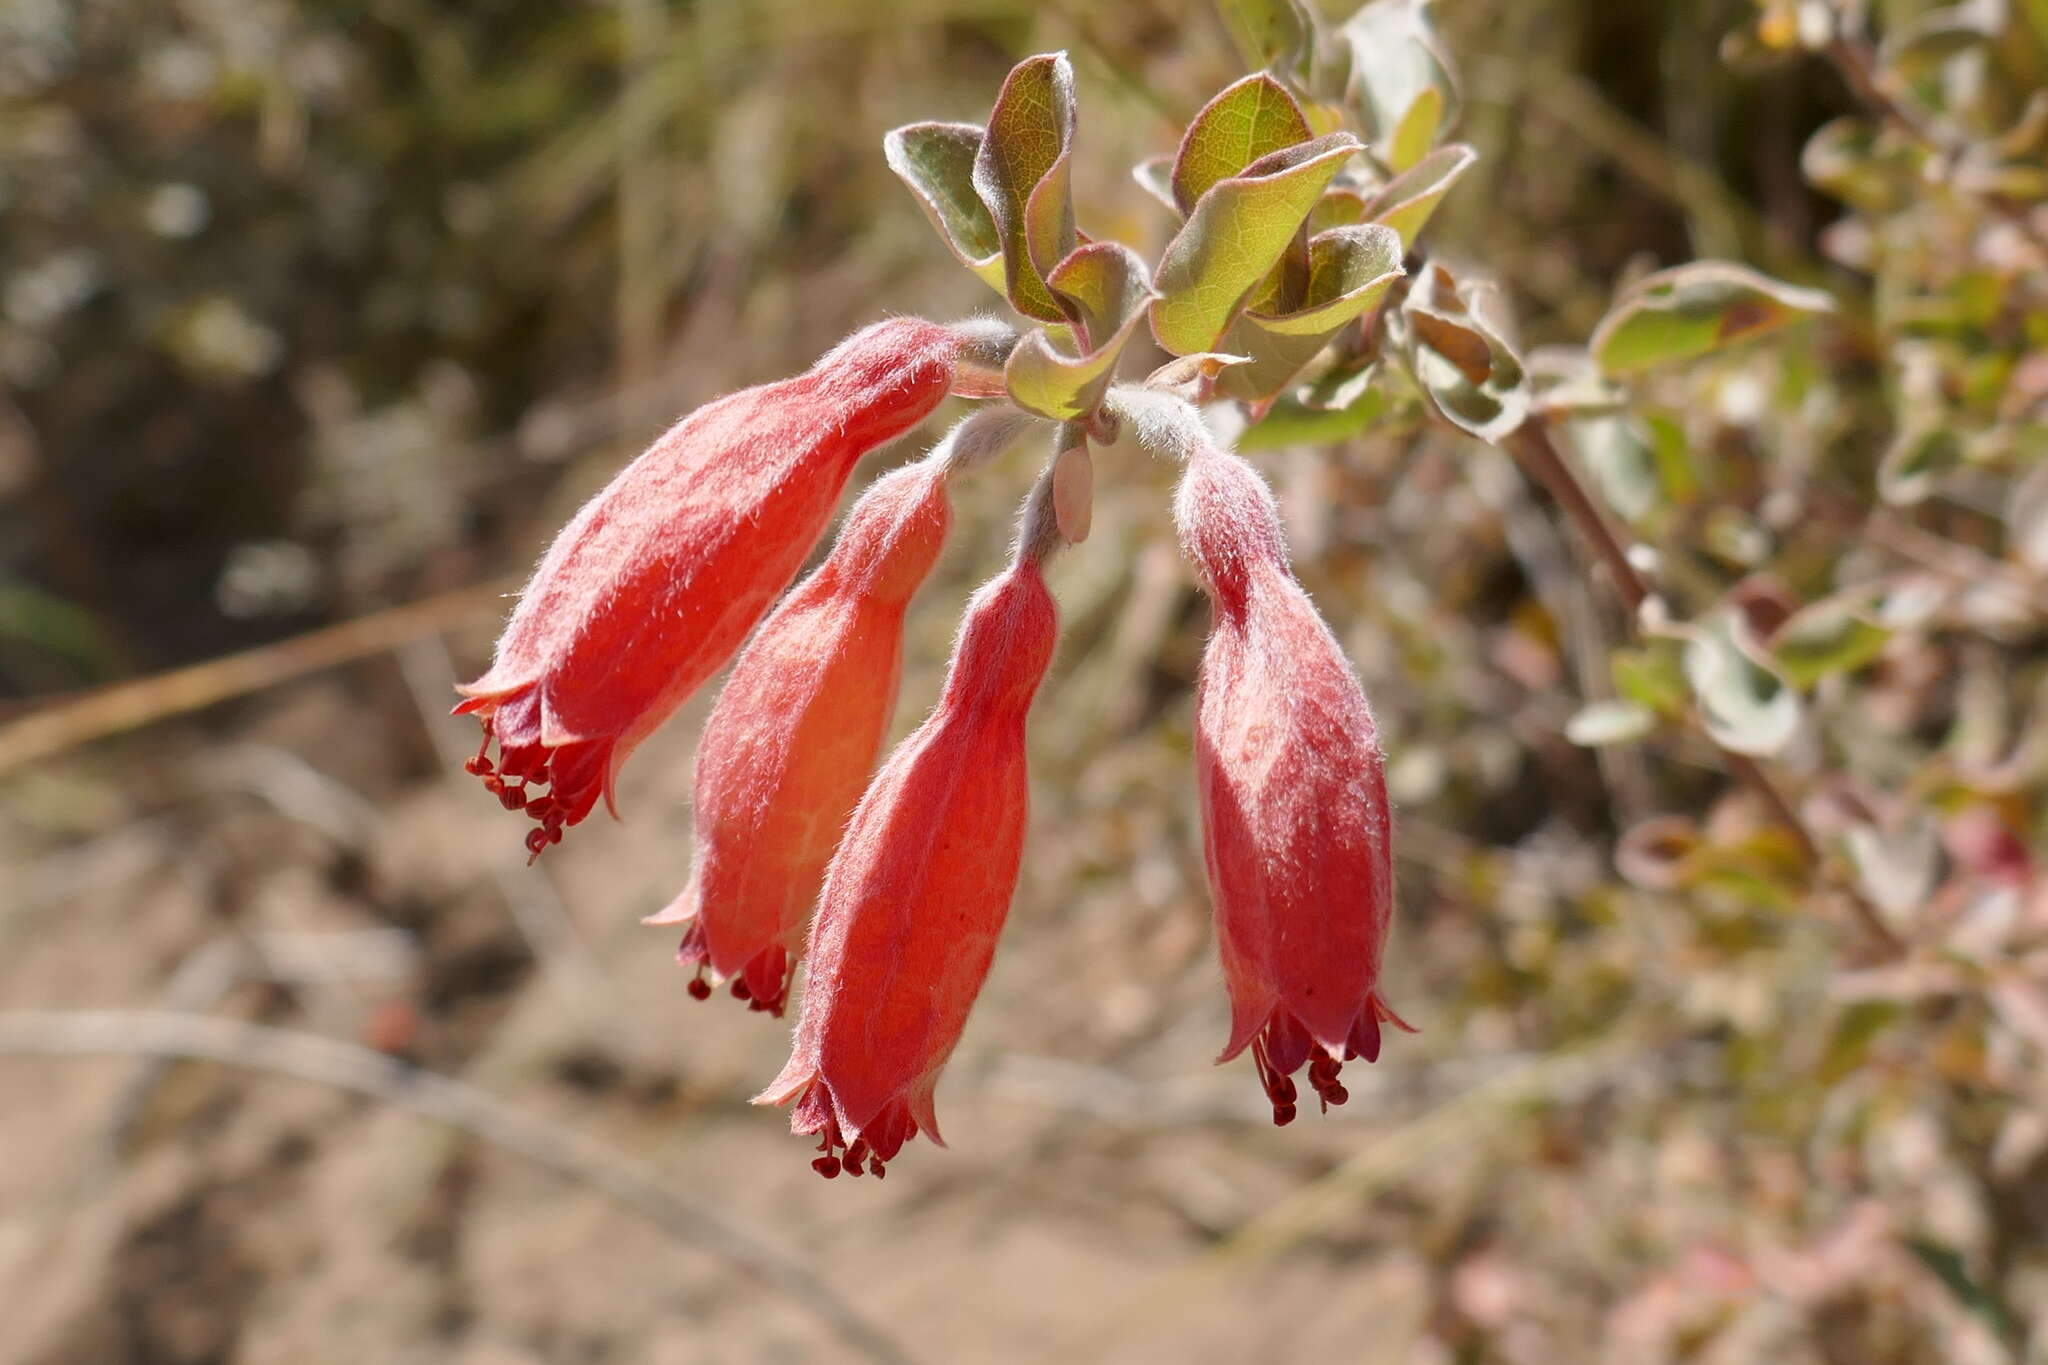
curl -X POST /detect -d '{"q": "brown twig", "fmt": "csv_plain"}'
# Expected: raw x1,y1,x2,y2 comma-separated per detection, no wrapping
1826,34,2048,259
1499,419,1650,616
0,579,514,774
0,1009,922,1365
1496,416,1905,958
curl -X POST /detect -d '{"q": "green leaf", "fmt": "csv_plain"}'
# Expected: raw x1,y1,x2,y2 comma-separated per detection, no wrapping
1307,187,1370,233
1879,7,2006,132
1564,699,1656,747
1612,640,1690,715
1364,141,1476,248
1142,351,1256,399
1905,1239,2023,1348
1171,76,1318,326
2010,460,2048,573
1049,241,1152,349
1388,83,1443,173
1253,226,1404,337
1216,0,1315,77
1238,384,1389,451
1801,116,1914,213
1172,73,1314,212
1004,243,1157,421
1771,596,1891,688
1877,420,1963,505
972,53,1078,323
1149,132,1360,356
1845,816,1939,919
1817,1002,1900,1086
1528,346,1626,415
1590,261,1835,375
1340,0,1459,172
1643,412,1700,505
1216,223,1404,401
0,576,125,682
1681,611,1802,757
883,122,1006,292
1296,356,1380,411
1398,263,1528,442
1570,415,1661,523
1132,156,1180,214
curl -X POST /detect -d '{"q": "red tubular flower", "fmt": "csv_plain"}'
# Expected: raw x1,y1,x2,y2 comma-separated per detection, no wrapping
644,453,955,1017
1174,440,1411,1124
757,546,1059,1178
453,318,963,858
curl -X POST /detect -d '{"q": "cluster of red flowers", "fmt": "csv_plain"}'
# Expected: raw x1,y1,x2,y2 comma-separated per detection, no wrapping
457,319,1406,1177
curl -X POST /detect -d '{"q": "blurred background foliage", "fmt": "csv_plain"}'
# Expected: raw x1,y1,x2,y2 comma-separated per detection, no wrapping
2,0,2046,1362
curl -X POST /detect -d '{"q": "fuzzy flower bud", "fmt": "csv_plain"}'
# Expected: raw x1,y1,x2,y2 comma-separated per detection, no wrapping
645,450,956,1016
454,318,962,857
1174,440,1410,1124
757,547,1059,1179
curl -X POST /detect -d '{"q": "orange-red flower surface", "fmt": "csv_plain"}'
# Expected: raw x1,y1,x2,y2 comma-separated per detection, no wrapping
646,453,955,1016
1175,440,1409,1123
758,549,1058,1178
453,318,960,857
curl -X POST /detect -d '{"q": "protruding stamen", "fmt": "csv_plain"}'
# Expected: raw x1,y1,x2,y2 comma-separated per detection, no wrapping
805,1110,858,1180
1250,1030,1302,1125
1307,1055,1348,1111
686,972,712,1001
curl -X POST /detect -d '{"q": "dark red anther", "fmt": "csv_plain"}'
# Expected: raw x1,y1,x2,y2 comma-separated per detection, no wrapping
523,827,549,860
1307,1055,1349,1111
454,317,963,862
869,1159,887,1180
731,979,752,1003
686,973,712,1001
844,1140,868,1177
1273,1104,1297,1126
498,783,528,811
812,1156,842,1179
